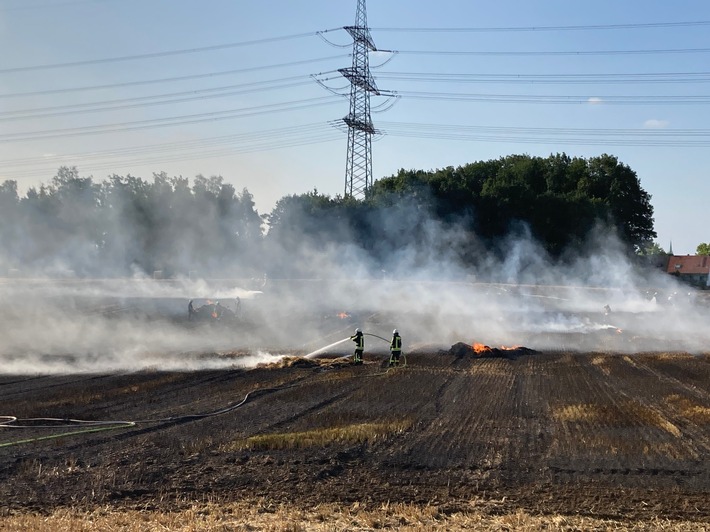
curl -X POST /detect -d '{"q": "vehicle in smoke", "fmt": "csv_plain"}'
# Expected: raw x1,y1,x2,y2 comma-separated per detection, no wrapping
187,298,242,325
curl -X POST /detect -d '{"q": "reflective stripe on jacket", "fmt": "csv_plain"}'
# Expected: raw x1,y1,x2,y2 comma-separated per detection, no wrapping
352,333,364,350
390,335,402,352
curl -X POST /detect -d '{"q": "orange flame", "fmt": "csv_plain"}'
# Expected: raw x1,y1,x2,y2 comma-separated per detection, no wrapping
336,312,350,319
473,342,492,354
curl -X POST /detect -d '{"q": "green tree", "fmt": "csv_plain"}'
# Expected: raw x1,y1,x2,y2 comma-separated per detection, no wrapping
370,153,655,257
697,243,710,256
639,242,666,256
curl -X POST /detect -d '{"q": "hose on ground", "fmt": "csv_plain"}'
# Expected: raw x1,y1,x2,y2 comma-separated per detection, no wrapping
1,334,408,447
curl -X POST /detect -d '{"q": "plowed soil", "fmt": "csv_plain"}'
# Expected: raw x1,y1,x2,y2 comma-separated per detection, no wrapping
2,350,710,524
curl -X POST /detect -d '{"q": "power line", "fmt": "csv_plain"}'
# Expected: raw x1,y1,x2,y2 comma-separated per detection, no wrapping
0,74,344,121
4,137,345,180
0,55,349,99
379,121,710,136
392,47,710,57
5,25,705,76
7,118,710,182
395,90,710,105
0,96,343,142
2,123,334,165
377,121,710,147
0,0,117,11
375,71,710,85
0,30,341,74
371,20,710,33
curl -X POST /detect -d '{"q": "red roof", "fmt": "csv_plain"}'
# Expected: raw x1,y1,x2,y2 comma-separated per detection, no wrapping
667,255,710,275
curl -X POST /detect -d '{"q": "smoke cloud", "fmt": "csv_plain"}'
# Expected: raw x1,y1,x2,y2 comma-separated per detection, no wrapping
1,177,709,375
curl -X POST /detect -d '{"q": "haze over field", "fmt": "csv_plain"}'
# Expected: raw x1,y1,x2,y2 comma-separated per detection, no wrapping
1,203,708,374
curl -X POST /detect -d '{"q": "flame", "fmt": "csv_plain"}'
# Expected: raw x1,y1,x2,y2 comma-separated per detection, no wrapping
336,312,350,319
473,342,492,354
473,342,524,353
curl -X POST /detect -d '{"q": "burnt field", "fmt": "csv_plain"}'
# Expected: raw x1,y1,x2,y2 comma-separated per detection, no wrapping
2,349,710,524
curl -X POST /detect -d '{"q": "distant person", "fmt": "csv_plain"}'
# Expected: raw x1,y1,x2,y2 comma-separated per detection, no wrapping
350,328,364,365
188,300,195,320
603,304,612,316
389,329,402,367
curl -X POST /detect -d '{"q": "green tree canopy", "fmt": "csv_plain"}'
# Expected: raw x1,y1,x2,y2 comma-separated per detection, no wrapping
369,153,655,256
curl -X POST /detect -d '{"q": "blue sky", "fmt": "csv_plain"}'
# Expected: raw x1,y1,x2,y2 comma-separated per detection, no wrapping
0,0,708,254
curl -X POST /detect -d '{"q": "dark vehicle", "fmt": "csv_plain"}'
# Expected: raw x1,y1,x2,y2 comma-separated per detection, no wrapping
187,298,241,324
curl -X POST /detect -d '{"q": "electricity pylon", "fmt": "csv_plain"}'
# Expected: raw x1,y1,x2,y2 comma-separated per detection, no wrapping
340,0,379,199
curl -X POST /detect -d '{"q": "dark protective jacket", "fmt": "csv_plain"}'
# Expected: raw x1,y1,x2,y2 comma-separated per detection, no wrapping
390,333,402,353
351,332,364,350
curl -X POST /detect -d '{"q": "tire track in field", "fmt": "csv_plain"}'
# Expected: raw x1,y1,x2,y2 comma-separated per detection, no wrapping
615,356,710,460
498,354,552,483
629,355,710,402
385,356,518,472
546,353,666,472
574,355,706,471
366,354,464,469
0,374,112,401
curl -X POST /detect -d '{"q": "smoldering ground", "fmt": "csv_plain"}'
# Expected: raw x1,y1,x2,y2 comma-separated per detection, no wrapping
1,202,709,374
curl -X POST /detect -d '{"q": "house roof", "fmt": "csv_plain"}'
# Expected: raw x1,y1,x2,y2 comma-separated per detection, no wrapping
666,255,710,275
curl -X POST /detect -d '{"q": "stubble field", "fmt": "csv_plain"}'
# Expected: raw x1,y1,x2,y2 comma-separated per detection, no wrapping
2,347,710,530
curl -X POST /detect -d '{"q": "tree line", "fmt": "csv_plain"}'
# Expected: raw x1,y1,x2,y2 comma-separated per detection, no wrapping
0,153,657,278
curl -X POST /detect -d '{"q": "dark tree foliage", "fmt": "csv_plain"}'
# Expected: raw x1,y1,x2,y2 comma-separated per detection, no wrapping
370,153,655,256
0,166,264,277
1,153,656,278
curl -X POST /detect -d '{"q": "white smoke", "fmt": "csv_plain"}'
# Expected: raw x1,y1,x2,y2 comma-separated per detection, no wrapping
1,195,709,376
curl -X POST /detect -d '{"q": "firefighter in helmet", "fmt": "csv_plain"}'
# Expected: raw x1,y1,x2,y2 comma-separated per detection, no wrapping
389,329,402,367
350,328,364,365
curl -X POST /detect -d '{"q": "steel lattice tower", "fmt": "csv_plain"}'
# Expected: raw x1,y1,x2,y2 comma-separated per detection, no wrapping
340,0,379,199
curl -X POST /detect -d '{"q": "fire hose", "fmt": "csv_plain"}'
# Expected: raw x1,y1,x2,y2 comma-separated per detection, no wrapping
0,381,304,448
0,337,405,449
305,333,407,367
365,333,408,368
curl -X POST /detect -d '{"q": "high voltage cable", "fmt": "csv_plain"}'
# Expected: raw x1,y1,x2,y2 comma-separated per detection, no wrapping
0,30,342,74
3,131,343,179
4,68,705,122
378,121,710,136
383,129,710,147
0,96,343,142
0,56,349,99
392,47,710,57
2,61,701,102
0,0,117,11
375,71,710,84
376,121,710,147
0,74,344,121
3,135,343,179
2,30,707,75
395,90,710,105
371,21,710,33
3,123,336,166
5,120,710,181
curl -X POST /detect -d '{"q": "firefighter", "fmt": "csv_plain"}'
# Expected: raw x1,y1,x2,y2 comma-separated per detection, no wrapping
350,328,364,364
389,329,402,367
188,300,195,320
